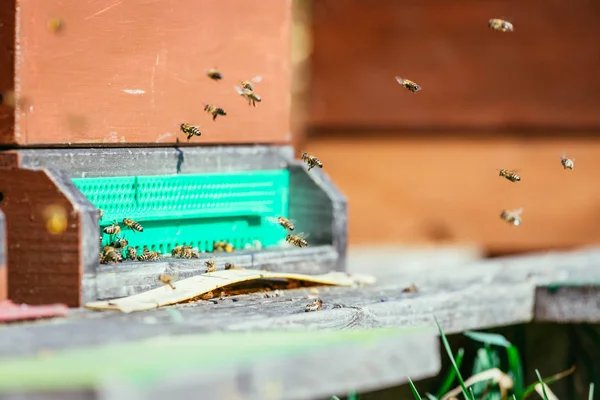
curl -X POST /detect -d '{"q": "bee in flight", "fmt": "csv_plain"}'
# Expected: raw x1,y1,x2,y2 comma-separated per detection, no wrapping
286,232,309,248
301,152,323,171
123,218,143,233
179,123,202,140
204,104,227,121
234,85,261,107
395,76,421,93
267,216,295,231
500,208,523,226
213,241,234,253
560,154,574,170
110,237,129,249
126,246,137,260
240,76,262,92
103,221,121,235
158,273,176,290
206,68,223,81
488,18,514,32
205,259,217,273
305,297,323,312
498,169,521,182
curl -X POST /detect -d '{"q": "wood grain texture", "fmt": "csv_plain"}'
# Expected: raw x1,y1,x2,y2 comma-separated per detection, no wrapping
5,0,292,146
534,286,600,323
304,136,600,252
308,0,600,129
0,0,15,143
0,168,82,306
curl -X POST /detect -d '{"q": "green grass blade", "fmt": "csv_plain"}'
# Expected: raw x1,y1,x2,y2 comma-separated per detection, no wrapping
512,395,517,400
435,348,465,398
589,383,595,400
330,397,341,400
425,393,438,400
464,331,513,348
535,369,550,400
408,377,424,400
347,391,359,400
506,346,524,398
434,317,473,400
523,366,575,398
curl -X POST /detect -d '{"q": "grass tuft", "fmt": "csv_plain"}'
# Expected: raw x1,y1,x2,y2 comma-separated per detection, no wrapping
408,377,424,400
535,369,550,400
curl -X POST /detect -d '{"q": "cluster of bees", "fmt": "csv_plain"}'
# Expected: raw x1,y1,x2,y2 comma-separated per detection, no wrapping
393,17,576,227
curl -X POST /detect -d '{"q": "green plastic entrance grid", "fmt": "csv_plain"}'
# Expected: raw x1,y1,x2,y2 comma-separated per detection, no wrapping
71,170,290,256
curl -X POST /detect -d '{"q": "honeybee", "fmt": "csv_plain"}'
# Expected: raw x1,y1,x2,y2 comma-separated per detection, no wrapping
213,241,234,253
98,209,103,221
286,233,309,248
498,169,521,182
103,221,121,235
206,68,223,81
171,245,191,258
240,76,262,92
47,17,63,33
158,273,176,290
205,259,217,273
138,251,160,262
500,208,523,226
266,216,295,231
204,104,227,121
488,18,514,32
402,283,418,293
173,246,199,259
224,262,244,270
126,246,137,260
560,154,574,170
122,218,143,233
395,76,421,93
301,152,323,171
179,123,202,140
110,237,128,249
305,297,323,312
101,250,122,264
234,86,261,107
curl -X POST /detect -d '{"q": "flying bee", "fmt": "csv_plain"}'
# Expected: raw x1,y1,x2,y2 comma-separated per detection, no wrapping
110,237,128,249
266,216,295,231
305,297,323,312
500,208,523,226
234,85,261,107
206,68,223,81
126,246,137,260
395,76,421,93
204,104,227,121
158,273,176,290
498,169,521,182
213,241,234,253
488,18,514,32
101,250,122,264
103,221,121,235
179,123,202,140
138,251,160,262
240,76,262,92
301,152,323,171
205,258,217,273
122,218,143,233
560,154,574,170
286,232,309,248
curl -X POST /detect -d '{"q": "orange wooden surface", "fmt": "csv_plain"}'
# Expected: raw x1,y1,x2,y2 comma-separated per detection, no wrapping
309,0,600,129
304,136,600,253
1,0,292,146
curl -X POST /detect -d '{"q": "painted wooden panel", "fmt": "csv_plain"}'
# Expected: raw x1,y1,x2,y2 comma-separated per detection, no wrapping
309,0,600,129
1,0,292,146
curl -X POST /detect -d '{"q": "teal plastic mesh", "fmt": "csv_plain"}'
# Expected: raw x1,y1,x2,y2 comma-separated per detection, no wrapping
72,170,290,256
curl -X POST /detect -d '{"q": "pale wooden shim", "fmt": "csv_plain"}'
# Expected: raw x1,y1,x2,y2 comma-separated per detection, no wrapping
85,269,376,313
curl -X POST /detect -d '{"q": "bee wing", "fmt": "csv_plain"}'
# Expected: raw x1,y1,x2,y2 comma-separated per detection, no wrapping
395,76,405,85
296,232,310,240
266,216,280,224
234,85,244,95
513,208,524,216
251,76,263,83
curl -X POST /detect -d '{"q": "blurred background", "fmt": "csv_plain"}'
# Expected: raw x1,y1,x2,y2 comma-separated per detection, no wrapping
291,0,600,259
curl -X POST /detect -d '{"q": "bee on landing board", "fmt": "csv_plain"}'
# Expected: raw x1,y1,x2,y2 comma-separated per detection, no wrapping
213,241,234,253
301,152,323,171
126,246,137,260
488,18,514,32
122,218,143,233
224,262,244,270
498,169,521,183
560,154,574,170
179,123,202,140
206,68,223,81
158,273,176,290
234,85,261,107
500,208,523,226
286,232,309,248
204,104,227,121
110,237,128,249
205,259,217,273
101,248,123,264
266,216,295,231
103,221,121,235
305,297,323,312
395,76,421,93
138,248,160,262
240,76,262,92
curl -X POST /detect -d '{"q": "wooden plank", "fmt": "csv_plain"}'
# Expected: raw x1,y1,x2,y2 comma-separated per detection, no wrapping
534,285,600,323
309,0,600,130
0,0,15,143
4,0,291,146
304,136,600,252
